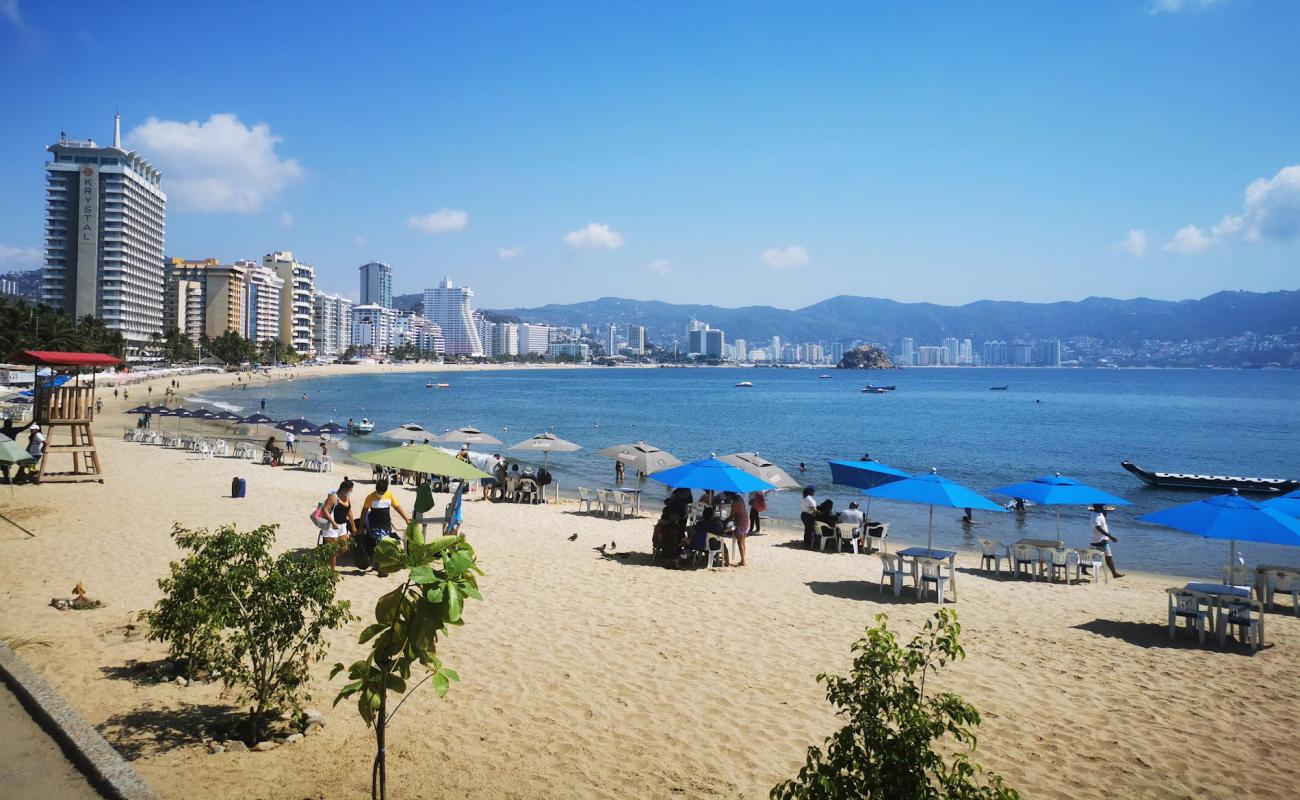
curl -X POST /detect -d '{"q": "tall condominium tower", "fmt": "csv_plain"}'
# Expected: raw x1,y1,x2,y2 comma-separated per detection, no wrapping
265,251,315,356
43,114,167,351
241,259,283,344
358,261,393,308
421,277,484,356
163,257,247,345
312,290,353,359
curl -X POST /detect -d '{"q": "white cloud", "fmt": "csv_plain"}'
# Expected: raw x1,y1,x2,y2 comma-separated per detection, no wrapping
1163,224,1213,253
1,0,25,29
645,258,672,275
353,234,369,247
0,244,41,264
126,114,303,213
564,222,625,250
279,211,294,228
407,209,468,234
1162,163,1300,253
1116,229,1149,257
760,244,810,270
496,246,523,260
1149,0,1226,14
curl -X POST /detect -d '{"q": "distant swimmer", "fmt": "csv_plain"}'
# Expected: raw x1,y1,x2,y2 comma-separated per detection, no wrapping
799,462,807,473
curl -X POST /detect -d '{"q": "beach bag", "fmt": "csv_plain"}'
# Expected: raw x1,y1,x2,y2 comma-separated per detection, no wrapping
310,495,332,531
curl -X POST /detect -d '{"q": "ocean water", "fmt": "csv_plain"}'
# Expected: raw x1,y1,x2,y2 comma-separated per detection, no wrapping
199,367,1300,578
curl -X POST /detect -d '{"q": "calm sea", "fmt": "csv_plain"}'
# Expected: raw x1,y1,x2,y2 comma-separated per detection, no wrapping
199,367,1300,578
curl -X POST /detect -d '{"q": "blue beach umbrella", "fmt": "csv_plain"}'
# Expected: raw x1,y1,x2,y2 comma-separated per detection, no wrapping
212,410,242,421
316,421,350,438
649,458,777,494
830,458,913,521
275,418,322,436
866,468,1007,551
991,473,1132,546
1263,490,1300,518
240,412,275,426
190,407,219,436
124,404,153,414
1138,490,1300,570
170,406,194,434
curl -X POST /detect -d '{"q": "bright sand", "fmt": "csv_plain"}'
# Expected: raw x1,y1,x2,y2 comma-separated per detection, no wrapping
1,365,1298,799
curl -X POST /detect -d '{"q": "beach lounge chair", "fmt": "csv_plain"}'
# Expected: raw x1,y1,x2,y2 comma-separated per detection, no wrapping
1046,547,1074,584
833,523,859,554
879,554,905,596
917,557,951,603
1077,549,1107,584
864,522,889,553
978,538,1008,576
1167,588,1209,643
576,487,596,513
1012,544,1039,580
1216,600,1262,650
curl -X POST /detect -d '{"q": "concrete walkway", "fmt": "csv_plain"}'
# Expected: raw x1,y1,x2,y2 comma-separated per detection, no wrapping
0,683,102,800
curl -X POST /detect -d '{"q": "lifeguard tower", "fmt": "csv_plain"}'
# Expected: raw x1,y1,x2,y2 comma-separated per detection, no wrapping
15,350,121,483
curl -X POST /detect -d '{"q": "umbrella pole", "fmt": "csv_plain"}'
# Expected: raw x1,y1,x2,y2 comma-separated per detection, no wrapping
928,504,934,552
1056,507,1062,548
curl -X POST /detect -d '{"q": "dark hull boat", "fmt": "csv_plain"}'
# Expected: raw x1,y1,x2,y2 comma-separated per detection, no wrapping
1121,460,1299,494
990,385,1009,391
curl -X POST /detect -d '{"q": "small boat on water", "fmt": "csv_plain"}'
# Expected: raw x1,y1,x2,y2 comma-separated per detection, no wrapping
425,382,434,388
735,381,754,388
349,418,375,435
990,385,1009,391
819,374,833,379
861,386,888,394
1121,460,1299,494
865,384,896,391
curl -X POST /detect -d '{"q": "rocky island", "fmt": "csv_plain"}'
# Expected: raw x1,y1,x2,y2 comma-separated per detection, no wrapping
836,344,894,369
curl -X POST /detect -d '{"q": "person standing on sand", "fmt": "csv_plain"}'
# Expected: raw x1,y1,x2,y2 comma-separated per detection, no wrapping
801,485,818,548
748,490,767,534
729,492,750,566
320,479,356,570
286,431,297,455
1091,504,1124,578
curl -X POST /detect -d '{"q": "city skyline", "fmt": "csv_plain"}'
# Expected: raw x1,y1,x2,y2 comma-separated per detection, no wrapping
2,2,1299,310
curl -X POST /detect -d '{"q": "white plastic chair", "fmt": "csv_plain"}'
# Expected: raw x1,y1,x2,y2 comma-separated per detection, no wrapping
1217,600,1261,650
1046,547,1073,584
614,491,635,518
917,557,951,603
865,522,889,553
1012,544,1039,580
576,487,595,513
703,532,727,568
123,428,136,441
879,554,905,596
815,524,837,553
1265,570,1300,615
1221,565,1253,592
596,489,610,516
1078,549,1108,583
1167,589,1209,643
833,523,859,554
978,538,1008,575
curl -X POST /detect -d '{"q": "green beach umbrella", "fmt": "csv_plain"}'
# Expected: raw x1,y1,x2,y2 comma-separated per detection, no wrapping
355,443,491,481
0,434,34,466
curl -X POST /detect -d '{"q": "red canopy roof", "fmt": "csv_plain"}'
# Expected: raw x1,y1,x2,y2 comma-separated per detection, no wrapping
15,351,122,367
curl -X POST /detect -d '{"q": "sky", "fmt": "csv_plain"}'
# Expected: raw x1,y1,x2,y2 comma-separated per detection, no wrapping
1,0,1298,310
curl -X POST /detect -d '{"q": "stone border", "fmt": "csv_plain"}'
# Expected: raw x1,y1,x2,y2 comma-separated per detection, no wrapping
0,642,160,800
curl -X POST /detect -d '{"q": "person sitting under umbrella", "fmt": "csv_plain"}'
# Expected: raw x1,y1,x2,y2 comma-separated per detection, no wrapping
263,435,283,466
688,506,727,566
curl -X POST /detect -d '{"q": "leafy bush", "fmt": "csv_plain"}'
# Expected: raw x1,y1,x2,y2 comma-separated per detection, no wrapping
773,609,1017,800
334,521,482,800
142,524,352,742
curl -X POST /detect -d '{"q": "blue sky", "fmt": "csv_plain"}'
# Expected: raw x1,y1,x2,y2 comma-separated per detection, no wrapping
2,0,1298,310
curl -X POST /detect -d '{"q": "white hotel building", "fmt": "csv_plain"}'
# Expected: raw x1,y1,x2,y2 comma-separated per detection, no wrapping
422,277,484,357
42,115,167,352
265,250,315,356
312,290,353,358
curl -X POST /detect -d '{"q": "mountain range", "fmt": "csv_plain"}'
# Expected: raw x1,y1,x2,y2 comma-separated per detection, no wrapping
410,289,1300,346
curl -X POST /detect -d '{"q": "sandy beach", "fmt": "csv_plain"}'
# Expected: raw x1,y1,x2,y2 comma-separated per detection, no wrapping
2,365,1298,799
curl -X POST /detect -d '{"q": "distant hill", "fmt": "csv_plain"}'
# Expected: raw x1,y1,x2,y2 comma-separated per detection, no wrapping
482,289,1300,345
0,268,43,302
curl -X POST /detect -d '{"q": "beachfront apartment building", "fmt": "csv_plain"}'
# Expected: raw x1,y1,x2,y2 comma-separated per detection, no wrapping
43,114,167,354
358,261,392,308
704,329,726,359
494,322,519,356
311,290,353,359
242,260,283,345
351,303,397,357
627,324,646,355
548,341,590,361
393,311,445,356
422,277,484,356
518,323,551,355
162,257,246,345
265,251,315,356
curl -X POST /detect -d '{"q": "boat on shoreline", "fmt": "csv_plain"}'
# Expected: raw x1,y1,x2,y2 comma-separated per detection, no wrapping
1121,460,1299,494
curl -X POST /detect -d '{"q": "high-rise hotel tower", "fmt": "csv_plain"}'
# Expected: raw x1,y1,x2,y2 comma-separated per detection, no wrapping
43,114,167,351
422,277,484,356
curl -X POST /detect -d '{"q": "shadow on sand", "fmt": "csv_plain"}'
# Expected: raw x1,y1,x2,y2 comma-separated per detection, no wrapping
100,702,246,760
1071,618,1266,655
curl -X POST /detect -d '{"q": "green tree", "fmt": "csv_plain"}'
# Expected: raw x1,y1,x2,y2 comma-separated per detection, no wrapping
772,610,1017,800
208,330,256,365
333,521,482,800
142,524,353,743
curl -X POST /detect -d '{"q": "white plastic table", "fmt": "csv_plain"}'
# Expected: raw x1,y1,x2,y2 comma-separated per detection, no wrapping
896,547,958,600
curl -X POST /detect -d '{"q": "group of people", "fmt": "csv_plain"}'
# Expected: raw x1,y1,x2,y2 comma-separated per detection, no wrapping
652,488,767,568
481,452,552,503
315,474,439,575
798,485,878,552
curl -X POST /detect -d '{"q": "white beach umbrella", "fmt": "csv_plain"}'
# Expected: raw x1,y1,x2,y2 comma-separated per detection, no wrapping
436,426,504,446
508,432,582,468
718,452,800,490
597,441,682,474
379,422,435,442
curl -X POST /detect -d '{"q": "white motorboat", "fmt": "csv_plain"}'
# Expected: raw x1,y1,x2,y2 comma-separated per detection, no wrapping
349,418,375,434
735,381,754,388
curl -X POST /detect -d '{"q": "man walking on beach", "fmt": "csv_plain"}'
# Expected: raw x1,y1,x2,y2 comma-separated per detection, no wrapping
1091,504,1124,578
